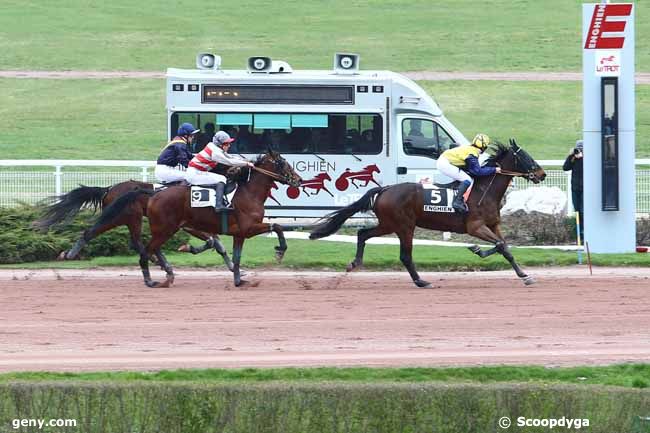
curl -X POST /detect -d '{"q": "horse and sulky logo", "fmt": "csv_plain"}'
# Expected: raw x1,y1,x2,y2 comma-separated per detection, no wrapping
286,172,334,199
283,164,382,200
334,164,381,191
584,3,632,50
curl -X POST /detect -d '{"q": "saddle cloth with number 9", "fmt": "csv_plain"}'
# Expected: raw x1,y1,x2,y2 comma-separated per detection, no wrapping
421,184,457,213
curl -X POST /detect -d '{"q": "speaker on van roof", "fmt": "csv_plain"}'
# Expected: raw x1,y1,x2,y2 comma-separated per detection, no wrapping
196,53,222,70
334,53,360,74
247,56,272,73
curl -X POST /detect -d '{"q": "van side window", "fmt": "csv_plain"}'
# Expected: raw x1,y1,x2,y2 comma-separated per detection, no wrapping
171,112,383,155
402,119,454,158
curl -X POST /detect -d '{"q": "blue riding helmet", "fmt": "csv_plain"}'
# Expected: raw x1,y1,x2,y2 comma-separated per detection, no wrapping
177,123,200,136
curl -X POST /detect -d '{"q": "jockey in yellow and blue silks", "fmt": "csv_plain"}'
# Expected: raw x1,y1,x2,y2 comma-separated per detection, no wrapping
437,134,502,214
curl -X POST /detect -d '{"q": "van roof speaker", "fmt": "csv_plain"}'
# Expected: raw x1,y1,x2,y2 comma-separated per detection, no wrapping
247,56,272,73
334,53,360,74
196,53,221,70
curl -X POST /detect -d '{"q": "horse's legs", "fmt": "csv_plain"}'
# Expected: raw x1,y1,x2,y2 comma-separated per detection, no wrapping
232,236,246,287
139,249,156,288
179,229,235,272
396,228,430,288
154,249,175,288
467,244,499,259
492,224,533,284
141,227,177,288
467,223,534,285
59,222,119,260
271,223,287,262
127,220,146,256
347,225,392,272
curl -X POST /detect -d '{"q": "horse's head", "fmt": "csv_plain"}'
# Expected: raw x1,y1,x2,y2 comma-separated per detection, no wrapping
365,164,380,173
256,150,302,187
492,139,546,184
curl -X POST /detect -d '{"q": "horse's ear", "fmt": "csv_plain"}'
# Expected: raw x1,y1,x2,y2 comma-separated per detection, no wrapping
509,138,519,149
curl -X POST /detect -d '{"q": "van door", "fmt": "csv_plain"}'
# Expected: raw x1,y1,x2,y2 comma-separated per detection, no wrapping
396,115,457,185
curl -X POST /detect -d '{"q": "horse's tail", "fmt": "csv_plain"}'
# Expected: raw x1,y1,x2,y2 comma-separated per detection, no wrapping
309,186,386,240
33,185,109,231
93,188,155,229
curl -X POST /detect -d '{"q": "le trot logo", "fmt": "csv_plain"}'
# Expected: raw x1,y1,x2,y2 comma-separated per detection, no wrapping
584,3,632,50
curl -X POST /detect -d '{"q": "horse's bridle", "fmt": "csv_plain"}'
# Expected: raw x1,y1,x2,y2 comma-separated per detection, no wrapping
251,157,298,186
499,146,537,181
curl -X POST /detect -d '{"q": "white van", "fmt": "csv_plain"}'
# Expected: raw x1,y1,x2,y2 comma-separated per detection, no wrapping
167,53,469,218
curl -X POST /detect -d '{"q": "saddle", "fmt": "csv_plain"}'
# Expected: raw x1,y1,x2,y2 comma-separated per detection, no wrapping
433,180,461,190
153,180,189,193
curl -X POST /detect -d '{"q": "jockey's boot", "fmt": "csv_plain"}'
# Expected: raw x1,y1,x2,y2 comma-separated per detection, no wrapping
213,182,227,212
452,181,471,214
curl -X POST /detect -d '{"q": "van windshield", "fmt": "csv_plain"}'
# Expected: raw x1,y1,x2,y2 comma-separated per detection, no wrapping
172,112,383,155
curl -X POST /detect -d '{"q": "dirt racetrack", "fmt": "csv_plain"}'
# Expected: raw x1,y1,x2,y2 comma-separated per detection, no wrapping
1,267,649,372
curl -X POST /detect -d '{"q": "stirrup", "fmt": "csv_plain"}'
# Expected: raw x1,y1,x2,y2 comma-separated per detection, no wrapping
453,201,469,214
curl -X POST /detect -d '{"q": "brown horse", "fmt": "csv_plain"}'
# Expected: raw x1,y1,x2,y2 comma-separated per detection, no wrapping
95,150,302,287
310,139,546,287
34,181,234,269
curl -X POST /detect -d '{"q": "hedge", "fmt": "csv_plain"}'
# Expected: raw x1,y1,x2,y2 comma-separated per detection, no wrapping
0,205,190,264
1,382,650,433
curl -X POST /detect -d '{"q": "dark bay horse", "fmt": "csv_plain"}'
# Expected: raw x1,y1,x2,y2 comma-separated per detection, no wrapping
34,180,234,269
96,151,302,287
310,139,546,287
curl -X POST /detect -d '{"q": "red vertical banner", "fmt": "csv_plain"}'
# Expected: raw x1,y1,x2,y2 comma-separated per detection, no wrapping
584,3,632,49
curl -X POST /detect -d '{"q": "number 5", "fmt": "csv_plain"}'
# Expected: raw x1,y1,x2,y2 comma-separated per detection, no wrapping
430,190,442,204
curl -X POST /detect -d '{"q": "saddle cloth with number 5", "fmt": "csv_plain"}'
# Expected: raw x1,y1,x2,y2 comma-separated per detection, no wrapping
421,184,457,213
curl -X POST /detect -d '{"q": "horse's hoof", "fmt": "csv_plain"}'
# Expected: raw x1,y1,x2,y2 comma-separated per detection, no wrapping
158,280,171,288
468,245,481,254
414,279,432,288
346,262,358,272
523,276,536,286
57,251,67,261
177,244,191,253
275,252,285,263
145,280,159,288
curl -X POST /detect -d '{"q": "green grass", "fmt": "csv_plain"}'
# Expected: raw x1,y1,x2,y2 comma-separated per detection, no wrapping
3,78,650,160
1,0,649,72
1,236,647,270
2,364,650,388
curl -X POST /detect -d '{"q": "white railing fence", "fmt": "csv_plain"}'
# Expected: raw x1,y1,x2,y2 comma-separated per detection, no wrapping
1,159,650,213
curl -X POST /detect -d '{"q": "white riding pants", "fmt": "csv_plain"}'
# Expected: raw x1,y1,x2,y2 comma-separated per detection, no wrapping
154,164,189,183
436,156,472,184
186,166,226,185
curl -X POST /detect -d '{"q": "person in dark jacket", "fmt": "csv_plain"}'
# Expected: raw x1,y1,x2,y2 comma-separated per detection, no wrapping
563,140,584,242
154,122,199,183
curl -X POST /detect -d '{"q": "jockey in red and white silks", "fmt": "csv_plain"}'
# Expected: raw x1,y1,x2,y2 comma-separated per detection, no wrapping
187,130,253,210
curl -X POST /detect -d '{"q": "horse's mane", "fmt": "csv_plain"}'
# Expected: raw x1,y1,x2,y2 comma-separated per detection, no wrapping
485,139,510,159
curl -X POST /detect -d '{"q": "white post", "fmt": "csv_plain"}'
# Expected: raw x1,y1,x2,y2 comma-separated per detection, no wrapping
55,165,62,196
142,166,148,182
566,171,574,215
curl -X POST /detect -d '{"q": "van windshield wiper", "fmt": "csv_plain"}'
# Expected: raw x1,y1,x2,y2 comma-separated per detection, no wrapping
311,152,325,161
349,152,362,162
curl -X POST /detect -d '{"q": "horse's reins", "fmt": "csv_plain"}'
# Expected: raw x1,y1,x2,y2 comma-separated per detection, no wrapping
477,169,530,206
499,169,527,177
251,165,286,182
